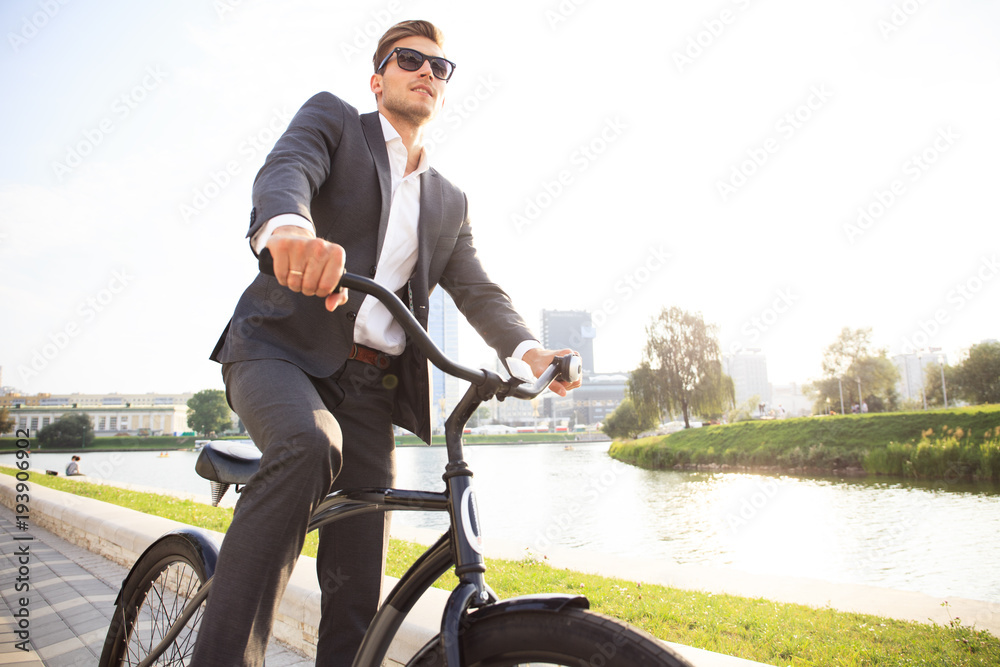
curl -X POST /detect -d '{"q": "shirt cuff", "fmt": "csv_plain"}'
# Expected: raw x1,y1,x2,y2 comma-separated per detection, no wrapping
251,213,316,254
512,340,542,362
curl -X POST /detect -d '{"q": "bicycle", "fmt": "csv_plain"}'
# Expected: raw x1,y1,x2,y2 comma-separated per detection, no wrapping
99,257,694,666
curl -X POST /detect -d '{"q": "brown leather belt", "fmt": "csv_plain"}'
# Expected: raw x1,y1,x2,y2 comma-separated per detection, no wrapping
348,343,393,370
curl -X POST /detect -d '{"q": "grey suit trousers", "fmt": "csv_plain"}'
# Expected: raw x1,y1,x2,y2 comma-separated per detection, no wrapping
190,357,398,667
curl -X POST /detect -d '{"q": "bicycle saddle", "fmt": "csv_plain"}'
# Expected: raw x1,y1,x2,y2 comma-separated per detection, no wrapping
195,441,262,506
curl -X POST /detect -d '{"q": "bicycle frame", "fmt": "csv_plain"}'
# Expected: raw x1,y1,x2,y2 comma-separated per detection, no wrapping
127,266,582,666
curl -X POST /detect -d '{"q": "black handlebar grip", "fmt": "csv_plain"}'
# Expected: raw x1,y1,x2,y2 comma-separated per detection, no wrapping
257,248,343,293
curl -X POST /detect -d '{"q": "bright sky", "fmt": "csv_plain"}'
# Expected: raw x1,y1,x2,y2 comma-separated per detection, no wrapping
2,0,998,397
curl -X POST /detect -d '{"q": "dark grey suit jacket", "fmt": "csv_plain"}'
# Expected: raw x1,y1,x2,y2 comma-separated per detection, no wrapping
211,92,535,443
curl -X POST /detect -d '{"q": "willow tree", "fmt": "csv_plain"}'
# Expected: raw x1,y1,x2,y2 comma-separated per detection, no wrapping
630,306,734,429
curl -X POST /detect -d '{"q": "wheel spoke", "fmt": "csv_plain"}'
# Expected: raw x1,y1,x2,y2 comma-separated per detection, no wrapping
115,561,205,666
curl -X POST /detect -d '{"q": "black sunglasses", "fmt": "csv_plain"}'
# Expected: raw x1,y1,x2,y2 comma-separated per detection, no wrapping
377,47,456,82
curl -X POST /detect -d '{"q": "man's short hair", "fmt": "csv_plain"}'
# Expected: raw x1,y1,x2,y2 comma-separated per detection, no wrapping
373,20,446,73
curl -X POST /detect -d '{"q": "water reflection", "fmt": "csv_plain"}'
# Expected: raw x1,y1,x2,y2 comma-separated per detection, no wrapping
5,443,999,602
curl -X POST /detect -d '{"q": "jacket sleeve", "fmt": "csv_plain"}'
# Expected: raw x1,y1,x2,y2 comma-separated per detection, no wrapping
245,92,348,248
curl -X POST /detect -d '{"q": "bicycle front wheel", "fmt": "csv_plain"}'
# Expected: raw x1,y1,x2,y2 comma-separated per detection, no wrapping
405,606,693,667
99,532,212,666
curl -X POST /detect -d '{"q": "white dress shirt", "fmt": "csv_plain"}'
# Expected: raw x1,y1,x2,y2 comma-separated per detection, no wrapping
253,113,539,360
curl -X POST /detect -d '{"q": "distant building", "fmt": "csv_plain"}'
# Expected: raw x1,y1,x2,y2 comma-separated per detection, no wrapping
561,372,627,425
723,351,771,407
428,289,461,431
1,391,196,436
892,351,947,403
541,310,595,374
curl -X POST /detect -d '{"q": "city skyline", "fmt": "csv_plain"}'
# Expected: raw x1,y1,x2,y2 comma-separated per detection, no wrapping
3,0,998,396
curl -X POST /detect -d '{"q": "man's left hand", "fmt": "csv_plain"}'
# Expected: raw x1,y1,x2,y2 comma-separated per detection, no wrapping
522,348,583,397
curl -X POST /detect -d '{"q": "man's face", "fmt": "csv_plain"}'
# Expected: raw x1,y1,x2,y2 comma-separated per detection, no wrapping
372,35,448,127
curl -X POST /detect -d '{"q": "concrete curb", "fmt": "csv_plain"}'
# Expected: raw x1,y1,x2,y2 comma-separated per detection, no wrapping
0,474,769,666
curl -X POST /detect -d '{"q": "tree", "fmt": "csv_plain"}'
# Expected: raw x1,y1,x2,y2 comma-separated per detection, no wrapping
186,389,232,436
812,327,899,413
601,398,654,440
821,327,873,379
954,341,1000,405
922,361,960,408
631,306,734,429
725,394,761,423
38,413,94,448
0,406,15,436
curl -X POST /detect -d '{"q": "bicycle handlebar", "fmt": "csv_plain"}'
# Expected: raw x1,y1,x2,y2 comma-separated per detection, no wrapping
257,248,580,400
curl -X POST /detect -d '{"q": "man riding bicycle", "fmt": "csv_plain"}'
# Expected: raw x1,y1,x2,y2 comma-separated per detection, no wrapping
194,19,580,666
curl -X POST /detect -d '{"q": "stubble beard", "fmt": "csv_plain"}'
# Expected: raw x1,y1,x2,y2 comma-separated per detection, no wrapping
382,88,437,127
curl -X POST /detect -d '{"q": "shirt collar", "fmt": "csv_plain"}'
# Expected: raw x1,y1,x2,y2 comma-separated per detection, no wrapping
378,113,430,178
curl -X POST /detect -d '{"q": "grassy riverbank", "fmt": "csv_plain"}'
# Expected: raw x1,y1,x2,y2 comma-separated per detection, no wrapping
0,435,198,452
609,406,1000,481
5,468,998,666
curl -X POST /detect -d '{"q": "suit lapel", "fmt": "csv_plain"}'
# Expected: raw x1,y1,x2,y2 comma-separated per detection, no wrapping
417,170,443,266
411,170,443,326
360,112,392,258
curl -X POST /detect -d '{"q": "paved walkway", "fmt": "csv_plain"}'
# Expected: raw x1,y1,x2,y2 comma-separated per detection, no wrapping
0,505,311,666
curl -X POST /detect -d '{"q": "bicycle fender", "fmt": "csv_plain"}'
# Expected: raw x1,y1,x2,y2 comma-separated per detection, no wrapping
471,593,590,620
113,527,220,605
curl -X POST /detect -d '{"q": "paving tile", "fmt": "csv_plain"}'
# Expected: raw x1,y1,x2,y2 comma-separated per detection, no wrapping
64,613,109,637
40,645,99,667
29,625,76,649
34,635,85,661
0,503,313,667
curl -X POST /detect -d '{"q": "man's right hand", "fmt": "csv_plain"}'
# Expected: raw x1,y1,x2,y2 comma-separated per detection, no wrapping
265,226,349,312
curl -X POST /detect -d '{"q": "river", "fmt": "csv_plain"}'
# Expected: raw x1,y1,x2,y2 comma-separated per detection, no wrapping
5,441,999,604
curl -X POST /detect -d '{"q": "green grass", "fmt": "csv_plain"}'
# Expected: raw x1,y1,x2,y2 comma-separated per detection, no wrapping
610,406,1000,481
4,467,999,666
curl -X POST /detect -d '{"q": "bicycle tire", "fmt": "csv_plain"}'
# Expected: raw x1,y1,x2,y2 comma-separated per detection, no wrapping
99,533,211,666
405,606,693,667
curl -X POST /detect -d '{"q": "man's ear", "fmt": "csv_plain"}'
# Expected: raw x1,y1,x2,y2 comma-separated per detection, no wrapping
370,73,382,98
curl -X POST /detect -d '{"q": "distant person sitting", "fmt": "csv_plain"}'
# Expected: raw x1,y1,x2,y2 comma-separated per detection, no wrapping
65,455,82,476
